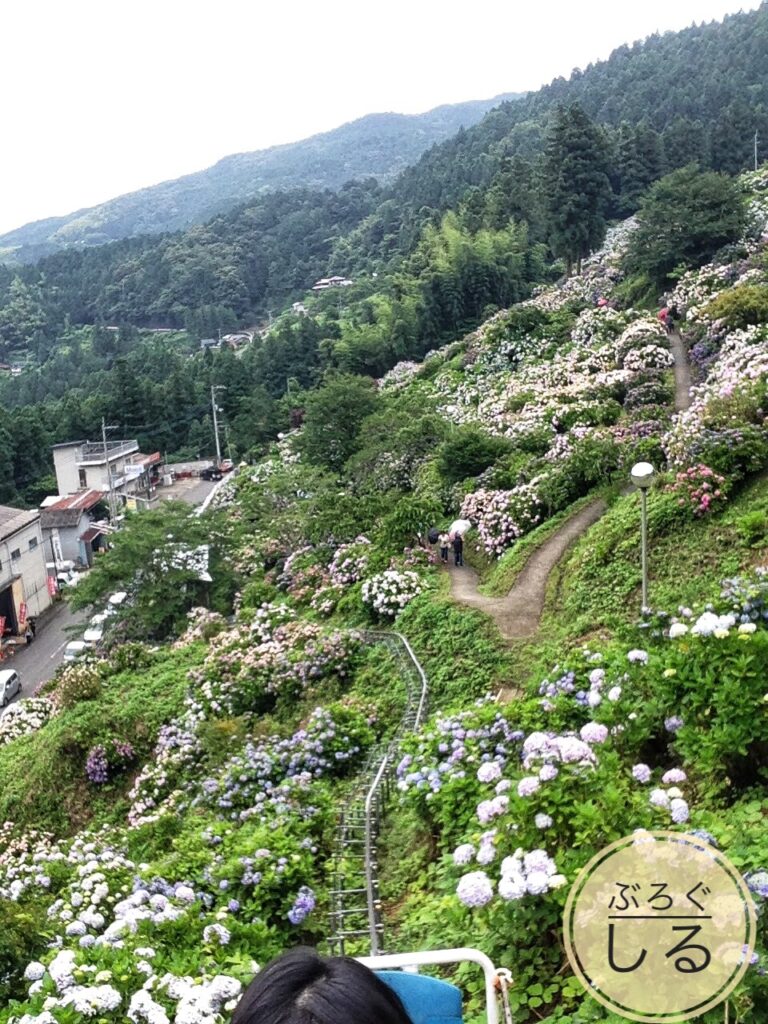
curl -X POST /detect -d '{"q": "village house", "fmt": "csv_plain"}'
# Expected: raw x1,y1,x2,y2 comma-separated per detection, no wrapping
51,440,163,510
311,275,353,291
39,489,107,567
0,505,51,639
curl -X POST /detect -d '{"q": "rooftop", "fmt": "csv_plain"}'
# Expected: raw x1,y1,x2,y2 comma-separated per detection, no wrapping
78,440,139,463
47,489,105,513
0,505,40,541
40,490,105,529
52,439,140,463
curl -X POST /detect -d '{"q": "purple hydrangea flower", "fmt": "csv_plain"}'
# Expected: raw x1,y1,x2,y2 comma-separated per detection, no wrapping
662,768,687,784
476,843,496,866
287,886,316,925
665,716,684,733
670,798,690,824
85,746,109,784
525,870,551,895
517,776,541,798
632,764,652,784
477,761,502,783
452,844,475,866
580,722,609,744
535,813,553,829
498,873,527,900
456,871,493,908
627,649,649,664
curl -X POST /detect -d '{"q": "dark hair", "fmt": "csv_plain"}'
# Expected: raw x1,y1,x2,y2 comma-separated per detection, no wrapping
232,947,413,1024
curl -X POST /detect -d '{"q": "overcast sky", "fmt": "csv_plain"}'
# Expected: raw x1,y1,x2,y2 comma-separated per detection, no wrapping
0,0,759,235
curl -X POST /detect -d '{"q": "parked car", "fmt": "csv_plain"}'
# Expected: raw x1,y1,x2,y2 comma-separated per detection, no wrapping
58,569,82,588
108,591,128,608
0,669,21,707
45,561,81,589
89,612,110,627
219,459,234,472
63,640,89,663
200,465,223,481
83,626,104,646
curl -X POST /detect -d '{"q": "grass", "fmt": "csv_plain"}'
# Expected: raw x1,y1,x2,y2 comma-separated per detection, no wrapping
397,574,516,707
0,644,204,835
478,489,617,597
494,473,768,689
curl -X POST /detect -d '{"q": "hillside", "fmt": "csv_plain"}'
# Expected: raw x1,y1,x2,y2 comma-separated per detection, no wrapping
2,164,768,1022
0,7,765,355
0,95,518,263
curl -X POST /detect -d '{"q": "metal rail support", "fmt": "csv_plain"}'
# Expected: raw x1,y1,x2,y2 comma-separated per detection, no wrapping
327,630,428,956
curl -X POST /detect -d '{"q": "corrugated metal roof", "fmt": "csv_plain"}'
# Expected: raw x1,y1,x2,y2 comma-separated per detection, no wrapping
0,505,40,541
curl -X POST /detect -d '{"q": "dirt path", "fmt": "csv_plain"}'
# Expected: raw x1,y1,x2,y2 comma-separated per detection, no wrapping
448,498,607,639
669,329,692,411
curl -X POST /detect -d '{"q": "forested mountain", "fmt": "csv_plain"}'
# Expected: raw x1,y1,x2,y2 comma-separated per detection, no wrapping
0,95,518,263
2,4,765,346
1,4,767,505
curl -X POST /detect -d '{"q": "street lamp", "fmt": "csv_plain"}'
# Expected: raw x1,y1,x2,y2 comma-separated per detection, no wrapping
630,462,655,612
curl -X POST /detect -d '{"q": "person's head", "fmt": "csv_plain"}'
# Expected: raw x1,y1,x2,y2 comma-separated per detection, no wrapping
232,947,413,1024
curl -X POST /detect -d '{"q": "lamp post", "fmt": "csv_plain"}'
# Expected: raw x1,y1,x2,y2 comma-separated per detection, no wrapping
630,462,655,612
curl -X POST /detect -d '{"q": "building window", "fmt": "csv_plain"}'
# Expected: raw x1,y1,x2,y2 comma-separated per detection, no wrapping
79,468,88,488
10,548,20,561
28,537,38,551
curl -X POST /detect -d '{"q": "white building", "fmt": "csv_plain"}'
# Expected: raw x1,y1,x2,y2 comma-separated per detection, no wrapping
39,489,107,567
311,275,353,291
52,441,162,506
0,505,51,636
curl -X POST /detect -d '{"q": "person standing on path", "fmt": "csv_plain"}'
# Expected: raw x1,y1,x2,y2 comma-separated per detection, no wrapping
452,533,464,567
438,531,451,564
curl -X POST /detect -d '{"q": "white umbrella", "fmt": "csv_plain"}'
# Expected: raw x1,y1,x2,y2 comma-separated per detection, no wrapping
448,519,472,538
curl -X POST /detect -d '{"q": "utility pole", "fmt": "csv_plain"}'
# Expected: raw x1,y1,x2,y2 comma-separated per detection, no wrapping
101,417,119,525
756,131,760,172
211,385,226,466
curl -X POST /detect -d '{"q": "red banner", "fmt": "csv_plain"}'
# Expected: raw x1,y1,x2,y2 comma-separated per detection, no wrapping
0,616,5,636
18,602,27,625
47,576,58,597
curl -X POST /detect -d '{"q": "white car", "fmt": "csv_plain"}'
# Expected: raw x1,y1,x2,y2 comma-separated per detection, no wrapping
89,612,110,627
108,591,128,608
0,669,21,707
83,626,104,646
63,640,89,663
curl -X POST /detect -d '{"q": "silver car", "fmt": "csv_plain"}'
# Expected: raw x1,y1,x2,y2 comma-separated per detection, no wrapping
0,669,21,707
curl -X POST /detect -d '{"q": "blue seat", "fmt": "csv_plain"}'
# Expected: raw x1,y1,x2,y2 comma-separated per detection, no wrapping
377,970,463,1024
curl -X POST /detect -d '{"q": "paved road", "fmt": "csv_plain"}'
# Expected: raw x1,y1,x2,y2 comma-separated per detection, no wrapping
156,476,218,506
0,601,86,708
0,476,216,714
180,478,218,506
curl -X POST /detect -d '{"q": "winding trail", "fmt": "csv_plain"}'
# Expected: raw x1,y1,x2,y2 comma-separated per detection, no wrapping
447,498,607,639
669,328,692,412
446,329,694,640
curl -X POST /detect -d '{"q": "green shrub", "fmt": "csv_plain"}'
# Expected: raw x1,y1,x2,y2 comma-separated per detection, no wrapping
736,510,768,547
437,427,512,485
705,283,768,329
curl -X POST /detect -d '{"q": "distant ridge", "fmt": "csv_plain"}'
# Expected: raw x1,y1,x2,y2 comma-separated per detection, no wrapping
0,94,520,263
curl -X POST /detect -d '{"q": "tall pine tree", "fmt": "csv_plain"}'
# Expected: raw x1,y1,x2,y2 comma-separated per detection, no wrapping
542,104,612,275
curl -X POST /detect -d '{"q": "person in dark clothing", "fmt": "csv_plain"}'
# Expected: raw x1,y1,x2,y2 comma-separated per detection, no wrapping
452,533,464,567
232,947,413,1024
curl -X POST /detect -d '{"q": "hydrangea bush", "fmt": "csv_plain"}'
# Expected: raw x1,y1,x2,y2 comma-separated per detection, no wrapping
361,570,427,618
